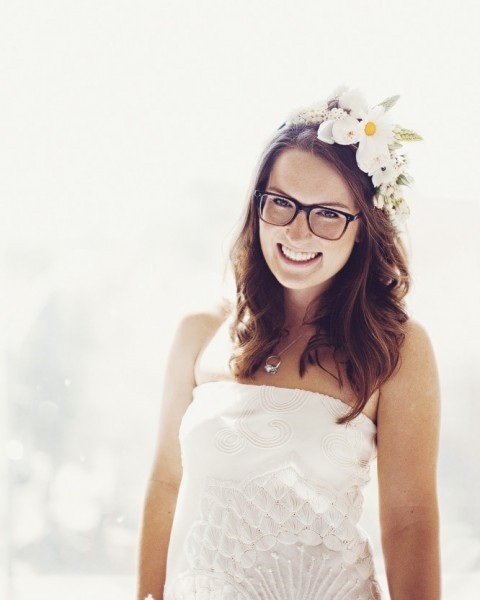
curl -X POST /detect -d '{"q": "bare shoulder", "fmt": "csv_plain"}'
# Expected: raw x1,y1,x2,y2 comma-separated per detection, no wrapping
175,298,232,360
402,317,435,356
380,317,439,402
147,299,232,487
165,299,232,392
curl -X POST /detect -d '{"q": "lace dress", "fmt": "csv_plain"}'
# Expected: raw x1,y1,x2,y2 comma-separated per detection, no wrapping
163,381,383,600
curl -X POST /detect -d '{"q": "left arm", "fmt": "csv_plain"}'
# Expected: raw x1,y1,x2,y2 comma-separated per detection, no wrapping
377,319,441,600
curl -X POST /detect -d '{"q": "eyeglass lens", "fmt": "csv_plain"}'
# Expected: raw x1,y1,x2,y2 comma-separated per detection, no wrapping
260,194,347,240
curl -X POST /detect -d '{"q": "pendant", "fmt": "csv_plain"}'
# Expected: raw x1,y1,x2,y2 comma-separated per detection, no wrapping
264,355,281,375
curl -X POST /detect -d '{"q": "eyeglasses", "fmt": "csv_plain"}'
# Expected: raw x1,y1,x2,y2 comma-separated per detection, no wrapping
255,190,361,241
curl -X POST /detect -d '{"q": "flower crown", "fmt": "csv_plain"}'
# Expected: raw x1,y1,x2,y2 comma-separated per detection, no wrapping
284,86,422,227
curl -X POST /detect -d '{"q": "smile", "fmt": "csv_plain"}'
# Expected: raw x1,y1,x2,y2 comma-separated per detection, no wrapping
279,244,322,264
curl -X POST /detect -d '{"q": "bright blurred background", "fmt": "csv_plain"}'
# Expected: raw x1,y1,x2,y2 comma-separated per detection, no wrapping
1,0,479,598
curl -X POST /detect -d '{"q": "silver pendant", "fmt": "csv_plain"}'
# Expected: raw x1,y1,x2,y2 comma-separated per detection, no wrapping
264,355,281,375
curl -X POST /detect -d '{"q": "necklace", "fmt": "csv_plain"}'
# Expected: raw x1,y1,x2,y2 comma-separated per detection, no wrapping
264,333,304,375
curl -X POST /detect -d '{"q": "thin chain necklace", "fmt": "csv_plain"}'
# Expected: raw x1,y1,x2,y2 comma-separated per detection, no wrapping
264,332,304,375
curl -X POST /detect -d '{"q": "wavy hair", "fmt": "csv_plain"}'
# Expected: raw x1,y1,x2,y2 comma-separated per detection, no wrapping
228,124,410,423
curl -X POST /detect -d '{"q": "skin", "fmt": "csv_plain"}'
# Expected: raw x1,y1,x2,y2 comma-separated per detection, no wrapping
137,149,441,600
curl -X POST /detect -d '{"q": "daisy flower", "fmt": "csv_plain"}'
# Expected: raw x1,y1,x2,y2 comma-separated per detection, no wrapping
356,105,395,173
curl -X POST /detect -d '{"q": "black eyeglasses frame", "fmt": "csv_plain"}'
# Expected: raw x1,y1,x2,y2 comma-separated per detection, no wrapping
254,190,362,241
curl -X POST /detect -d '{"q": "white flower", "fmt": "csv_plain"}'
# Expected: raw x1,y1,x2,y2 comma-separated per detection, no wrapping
355,105,395,173
372,153,409,186
331,115,362,145
317,120,335,144
338,88,369,119
390,201,410,229
317,113,361,145
357,143,391,174
373,193,385,209
371,158,397,186
378,182,397,198
372,166,395,187
285,106,310,125
287,101,329,125
359,105,394,143
328,107,349,121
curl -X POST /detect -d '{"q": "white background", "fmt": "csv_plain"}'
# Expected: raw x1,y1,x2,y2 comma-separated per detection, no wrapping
2,0,480,598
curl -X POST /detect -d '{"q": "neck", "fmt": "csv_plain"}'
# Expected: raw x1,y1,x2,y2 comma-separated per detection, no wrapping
283,288,322,330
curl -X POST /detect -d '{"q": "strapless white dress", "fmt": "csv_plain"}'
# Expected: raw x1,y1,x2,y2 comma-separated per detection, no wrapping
163,381,383,599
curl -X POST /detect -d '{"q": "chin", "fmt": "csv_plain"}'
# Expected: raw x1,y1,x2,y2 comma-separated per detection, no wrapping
278,275,334,295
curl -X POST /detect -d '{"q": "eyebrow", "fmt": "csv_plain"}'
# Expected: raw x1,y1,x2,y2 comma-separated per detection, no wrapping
266,186,353,211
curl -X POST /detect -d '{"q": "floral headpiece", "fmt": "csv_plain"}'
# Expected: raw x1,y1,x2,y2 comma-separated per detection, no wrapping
284,86,422,227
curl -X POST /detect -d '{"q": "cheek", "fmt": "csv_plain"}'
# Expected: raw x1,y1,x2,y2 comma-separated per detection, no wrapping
337,238,358,267
324,235,357,269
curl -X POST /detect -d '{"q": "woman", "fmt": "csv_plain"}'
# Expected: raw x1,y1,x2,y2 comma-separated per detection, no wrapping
137,88,441,599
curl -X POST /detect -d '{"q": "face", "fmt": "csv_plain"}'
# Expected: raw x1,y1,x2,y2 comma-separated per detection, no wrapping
259,148,360,300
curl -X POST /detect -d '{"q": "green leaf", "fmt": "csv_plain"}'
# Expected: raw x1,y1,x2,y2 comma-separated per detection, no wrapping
379,95,400,111
395,127,423,142
388,141,403,151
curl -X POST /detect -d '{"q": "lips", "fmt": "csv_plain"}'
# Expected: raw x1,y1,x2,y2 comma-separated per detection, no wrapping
278,244,322,265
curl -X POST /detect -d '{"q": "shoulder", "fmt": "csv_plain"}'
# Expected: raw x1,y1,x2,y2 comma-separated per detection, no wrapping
378,316,440,436
385,318,438,392
401,318,435,357
172,298,233,361
380,317,439,404
149,299,233,485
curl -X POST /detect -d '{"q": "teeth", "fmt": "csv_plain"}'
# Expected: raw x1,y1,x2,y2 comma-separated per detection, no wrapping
281,245,320,262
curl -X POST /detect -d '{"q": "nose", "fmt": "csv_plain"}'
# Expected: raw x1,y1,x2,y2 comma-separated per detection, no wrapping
286,208,312,242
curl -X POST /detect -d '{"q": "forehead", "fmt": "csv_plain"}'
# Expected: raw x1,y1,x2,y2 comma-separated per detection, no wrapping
267,148,356,210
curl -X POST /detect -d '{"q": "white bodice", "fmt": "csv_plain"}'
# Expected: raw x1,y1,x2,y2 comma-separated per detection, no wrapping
163,381,383,600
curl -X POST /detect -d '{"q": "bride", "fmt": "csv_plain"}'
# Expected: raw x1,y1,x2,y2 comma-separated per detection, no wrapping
137,87,441,600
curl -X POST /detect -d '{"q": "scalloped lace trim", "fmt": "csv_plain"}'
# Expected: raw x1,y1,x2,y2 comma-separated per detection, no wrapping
165,464,382,599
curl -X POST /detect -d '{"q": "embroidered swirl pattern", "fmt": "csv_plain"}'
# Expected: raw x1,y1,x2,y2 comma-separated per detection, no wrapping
214,387,311,453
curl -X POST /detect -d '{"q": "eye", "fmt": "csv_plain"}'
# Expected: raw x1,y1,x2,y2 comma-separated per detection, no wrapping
314,207,340,219
271,196,293,208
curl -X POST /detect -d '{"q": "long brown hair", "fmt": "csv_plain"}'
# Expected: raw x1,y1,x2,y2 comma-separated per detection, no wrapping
228,124,409,423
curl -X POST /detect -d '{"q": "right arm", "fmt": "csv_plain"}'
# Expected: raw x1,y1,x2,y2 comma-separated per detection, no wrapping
136,310,224,600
